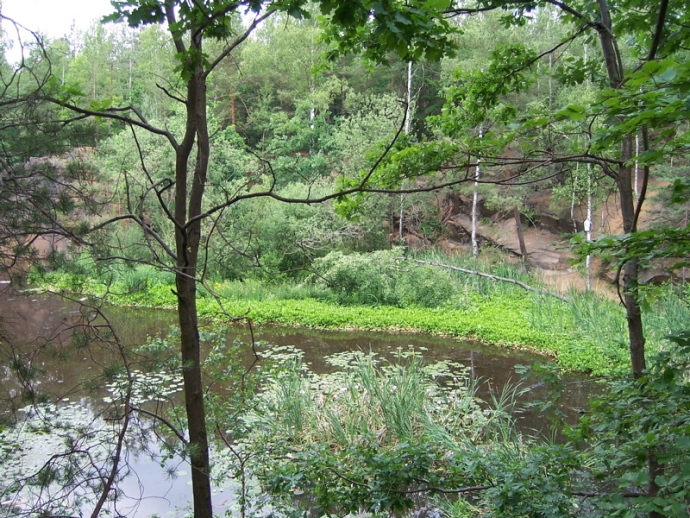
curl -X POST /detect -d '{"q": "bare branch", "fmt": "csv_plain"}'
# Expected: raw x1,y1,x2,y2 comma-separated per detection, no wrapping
205,9,277,77
402,258,571,303
131,406,188,445
156,82,186,104
47,101,179,150
647,0,670,61
88,214,178,262
128,124,181,232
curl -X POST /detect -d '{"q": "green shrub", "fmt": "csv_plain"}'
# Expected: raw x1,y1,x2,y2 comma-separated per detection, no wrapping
310,249,453,308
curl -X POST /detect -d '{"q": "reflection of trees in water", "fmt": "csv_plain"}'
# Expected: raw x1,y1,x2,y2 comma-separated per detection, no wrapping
0,291,597,517
0,291,142,518
0,397,196,518
0,290,236,518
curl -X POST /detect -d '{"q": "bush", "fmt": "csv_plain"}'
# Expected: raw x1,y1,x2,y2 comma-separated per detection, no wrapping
310,249,453,308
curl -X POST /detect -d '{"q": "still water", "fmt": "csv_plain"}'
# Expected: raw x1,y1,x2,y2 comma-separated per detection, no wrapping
0,289,596,516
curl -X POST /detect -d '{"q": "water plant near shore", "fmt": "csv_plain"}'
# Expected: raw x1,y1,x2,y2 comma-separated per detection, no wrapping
28,249,689,377
243,350,502,515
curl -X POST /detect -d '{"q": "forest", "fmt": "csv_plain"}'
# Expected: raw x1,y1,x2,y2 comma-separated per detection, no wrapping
0,0,689,517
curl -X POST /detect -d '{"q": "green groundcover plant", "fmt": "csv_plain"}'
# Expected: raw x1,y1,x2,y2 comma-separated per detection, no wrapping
30,249,688,377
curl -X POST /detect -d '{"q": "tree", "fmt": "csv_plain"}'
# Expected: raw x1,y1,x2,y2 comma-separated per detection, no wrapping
38,1,458,516
372,0,690,379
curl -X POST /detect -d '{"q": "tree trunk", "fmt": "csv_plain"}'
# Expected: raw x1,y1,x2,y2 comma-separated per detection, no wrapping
647,452,665,518
596,0,646,379
177,272,212,518
472,125,483,258
514,206,528,263
617,155,646,378
174,56,213,518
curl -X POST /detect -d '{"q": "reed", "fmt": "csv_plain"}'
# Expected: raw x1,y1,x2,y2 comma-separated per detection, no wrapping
257,351,487,450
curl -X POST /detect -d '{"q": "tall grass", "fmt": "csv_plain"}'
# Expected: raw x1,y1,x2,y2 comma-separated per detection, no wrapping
257,352,490,450
211,278,328,302
265,358,313,439
642,287,690,339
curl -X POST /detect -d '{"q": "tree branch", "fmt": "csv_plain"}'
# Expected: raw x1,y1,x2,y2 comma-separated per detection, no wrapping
47,101,179,150
402,258,571,303
647,0,670,61
131,406,188,445
88,214,178,261
205,9,276,77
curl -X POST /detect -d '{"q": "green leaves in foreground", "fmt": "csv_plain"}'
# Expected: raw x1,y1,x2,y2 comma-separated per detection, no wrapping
572,178,690,271
573,338,690,518
254,343,690,517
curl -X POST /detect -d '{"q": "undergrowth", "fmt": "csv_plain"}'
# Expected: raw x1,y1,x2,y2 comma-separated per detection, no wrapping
28,249,689,377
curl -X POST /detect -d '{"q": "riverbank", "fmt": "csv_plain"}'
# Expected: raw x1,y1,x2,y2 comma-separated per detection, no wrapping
32,269,689,376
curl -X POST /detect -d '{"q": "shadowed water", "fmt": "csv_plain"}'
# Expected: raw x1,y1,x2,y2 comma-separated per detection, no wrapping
0,289,596,516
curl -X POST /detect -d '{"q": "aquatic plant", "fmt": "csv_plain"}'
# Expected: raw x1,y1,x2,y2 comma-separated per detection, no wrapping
243,350,504,515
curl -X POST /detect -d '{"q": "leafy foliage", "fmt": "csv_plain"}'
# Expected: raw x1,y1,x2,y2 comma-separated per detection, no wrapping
310,248,454,307
248,351,495,515
572,334,690,517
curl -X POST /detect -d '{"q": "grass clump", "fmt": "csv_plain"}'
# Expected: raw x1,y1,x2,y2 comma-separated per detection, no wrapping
246,350,510,515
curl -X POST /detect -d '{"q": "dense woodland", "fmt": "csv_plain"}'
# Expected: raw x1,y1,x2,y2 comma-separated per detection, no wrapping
1,1,690,517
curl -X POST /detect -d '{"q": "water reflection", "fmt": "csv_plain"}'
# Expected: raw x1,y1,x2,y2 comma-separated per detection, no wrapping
0,289,597,516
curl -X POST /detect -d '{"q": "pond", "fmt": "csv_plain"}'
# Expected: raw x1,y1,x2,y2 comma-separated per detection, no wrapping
0,288,597,517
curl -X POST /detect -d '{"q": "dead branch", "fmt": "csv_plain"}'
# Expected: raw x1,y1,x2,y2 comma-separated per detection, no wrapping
401,258,570,303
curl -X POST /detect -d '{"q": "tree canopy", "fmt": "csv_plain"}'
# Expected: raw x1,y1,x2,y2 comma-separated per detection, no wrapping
1,0,689,516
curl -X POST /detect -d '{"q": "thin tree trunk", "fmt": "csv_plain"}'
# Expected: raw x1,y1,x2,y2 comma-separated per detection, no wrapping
176,271,212,518
586,163,593,291
634,132,640,196
472,125,483,257
399,60,413,242
570,168,577,234
647,452,665,518
174,55,213,518
514,206,528,263
617,151,646,378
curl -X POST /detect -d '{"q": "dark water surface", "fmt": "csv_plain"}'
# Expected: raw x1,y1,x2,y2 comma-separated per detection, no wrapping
0,289,597,516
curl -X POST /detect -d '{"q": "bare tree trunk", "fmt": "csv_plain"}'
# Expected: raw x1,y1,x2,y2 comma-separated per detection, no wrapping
514,206,528,264
173,54,213,518
399,61,414,242
634,132,640,196
176,271,212,518
472,125,483,257
586,164,593,291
